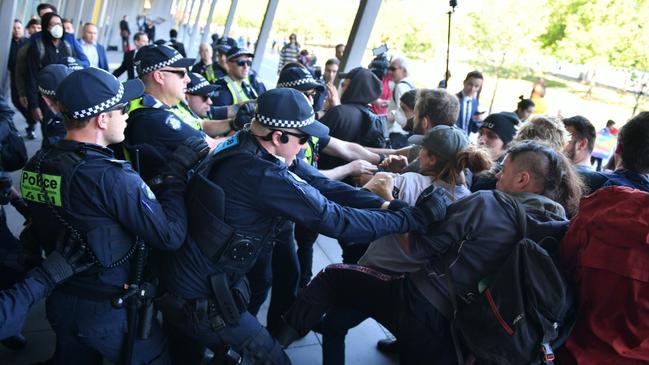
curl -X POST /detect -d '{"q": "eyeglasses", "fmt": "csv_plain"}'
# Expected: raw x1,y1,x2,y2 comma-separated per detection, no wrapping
108,103,129,115
233,60,252,67
388,66,401,72
302,90,317,98
270,130,309,144
160,69,187,78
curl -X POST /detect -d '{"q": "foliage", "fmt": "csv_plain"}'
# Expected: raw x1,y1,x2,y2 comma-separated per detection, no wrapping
539,0,649,70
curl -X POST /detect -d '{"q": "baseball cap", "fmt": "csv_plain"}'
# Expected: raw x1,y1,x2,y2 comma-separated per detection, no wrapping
420,125,469,162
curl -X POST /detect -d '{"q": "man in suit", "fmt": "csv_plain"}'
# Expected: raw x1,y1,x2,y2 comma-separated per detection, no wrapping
168,29,186,57
79,23,108,71
113,31,149,80
455,70,483,135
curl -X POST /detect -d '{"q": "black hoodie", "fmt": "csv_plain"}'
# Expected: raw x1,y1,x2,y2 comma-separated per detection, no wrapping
319,68,381,169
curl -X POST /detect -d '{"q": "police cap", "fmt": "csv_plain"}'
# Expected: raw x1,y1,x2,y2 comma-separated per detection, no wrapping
277,67,325,93
226,47,254,62
187,72,218,96
38,64,73,100
134,44,195,77
255,88,329,138
56,68,144,120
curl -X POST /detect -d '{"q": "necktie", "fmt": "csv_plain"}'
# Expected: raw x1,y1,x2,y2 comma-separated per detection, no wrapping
464,99,471,131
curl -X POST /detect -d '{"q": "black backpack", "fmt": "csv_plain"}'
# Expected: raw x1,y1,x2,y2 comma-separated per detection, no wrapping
0,112,28,172
358,107,389,148
444,192,568,365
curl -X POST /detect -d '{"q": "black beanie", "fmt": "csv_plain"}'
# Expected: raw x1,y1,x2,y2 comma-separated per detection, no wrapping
480,112,519,145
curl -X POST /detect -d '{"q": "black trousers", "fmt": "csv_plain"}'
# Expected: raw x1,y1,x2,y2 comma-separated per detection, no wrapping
283,263,458,365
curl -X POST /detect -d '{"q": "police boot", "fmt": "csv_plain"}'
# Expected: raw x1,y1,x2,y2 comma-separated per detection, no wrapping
1,333,27,350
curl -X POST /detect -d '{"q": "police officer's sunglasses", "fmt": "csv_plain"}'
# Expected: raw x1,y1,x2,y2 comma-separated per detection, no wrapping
108,103,129,115
160,69,188,78
233,60,252,67
269,129,309,144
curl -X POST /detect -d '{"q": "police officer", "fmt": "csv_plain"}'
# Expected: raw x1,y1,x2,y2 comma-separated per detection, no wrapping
263,65,386,335
20,67,208,365
159,88,445,364
185,72,236,137
125,44,219,182
212,46,266,107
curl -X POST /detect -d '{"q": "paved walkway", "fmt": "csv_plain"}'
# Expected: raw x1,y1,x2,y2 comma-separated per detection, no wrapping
0,51,397,365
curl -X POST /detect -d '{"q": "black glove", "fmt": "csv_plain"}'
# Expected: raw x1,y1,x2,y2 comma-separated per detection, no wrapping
163,137,210,179
414,185,448,226
233,102,256,131
28,235,94,293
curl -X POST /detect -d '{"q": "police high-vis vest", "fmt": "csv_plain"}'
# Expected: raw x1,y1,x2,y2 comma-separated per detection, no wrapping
129,95,203,131
223,76,257,105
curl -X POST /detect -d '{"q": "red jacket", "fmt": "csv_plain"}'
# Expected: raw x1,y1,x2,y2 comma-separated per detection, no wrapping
559,186,649,364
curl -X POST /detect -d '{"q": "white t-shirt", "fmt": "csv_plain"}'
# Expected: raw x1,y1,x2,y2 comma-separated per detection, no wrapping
358,173,471,270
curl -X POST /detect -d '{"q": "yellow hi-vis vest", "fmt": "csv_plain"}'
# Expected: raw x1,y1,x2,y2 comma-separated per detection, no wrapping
223,76,257,105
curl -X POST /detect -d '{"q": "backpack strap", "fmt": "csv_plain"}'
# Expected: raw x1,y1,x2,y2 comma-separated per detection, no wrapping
493,190,528,239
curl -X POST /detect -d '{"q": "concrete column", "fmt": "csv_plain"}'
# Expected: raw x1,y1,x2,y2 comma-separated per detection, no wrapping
222,0,238,39
182,0,197,44
200,0,218,46
338,0,381,74
251,0,278,73
0,0,18,96
187,0,206,57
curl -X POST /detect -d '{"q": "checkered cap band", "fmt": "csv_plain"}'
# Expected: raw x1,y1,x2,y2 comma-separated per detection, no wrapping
140,52,184,75
227,50,252,60
277,77,318,89
255,112,315,129
71,83,124,119
187,80,211,94
39,86,56,96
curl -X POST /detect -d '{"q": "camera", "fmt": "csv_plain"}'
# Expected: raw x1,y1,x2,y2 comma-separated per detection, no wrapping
369,44,389,80
372,44,388,58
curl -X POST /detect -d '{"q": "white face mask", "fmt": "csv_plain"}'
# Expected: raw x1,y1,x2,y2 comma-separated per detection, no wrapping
49,24,63,39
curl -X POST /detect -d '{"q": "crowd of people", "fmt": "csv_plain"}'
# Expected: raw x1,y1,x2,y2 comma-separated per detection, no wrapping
0,5,648,365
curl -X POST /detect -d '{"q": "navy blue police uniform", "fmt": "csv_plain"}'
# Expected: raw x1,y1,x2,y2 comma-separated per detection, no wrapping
123,44,205,182
253,66,329,332
159,88,433,364
20,68,193,365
